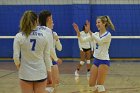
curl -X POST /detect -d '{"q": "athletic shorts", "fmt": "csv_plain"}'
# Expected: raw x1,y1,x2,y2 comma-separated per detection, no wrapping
82,48,91,52
52,61,57,65
93,57,110,67
20,78,47,82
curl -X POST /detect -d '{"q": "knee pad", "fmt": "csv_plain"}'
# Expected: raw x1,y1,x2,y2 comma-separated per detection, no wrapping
96,85,105,92
80,61,85,65
87,60,90,64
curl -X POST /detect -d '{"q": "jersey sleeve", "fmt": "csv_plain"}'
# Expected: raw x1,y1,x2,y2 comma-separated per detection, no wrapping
53,32,62,51
55,39,62,51
46,30,58,62
78,39,83,51
78,32,83,51
13,33,21,65
90,40,94,51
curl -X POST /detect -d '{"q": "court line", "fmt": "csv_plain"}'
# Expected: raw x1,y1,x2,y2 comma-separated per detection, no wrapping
70,87,140,93
61,73,140,77
0,71,16,78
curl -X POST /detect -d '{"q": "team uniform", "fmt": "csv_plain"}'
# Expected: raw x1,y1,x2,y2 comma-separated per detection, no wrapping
52,32,62,65
37,26,59,64
74,31,93,77
78,31,93,52
37,26,60,92
79,31,111,67
13,29,52,81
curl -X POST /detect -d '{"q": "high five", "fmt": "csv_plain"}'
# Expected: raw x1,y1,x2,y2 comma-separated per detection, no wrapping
73,16,115,93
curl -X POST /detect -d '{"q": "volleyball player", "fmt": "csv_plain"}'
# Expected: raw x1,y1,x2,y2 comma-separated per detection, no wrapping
39,10,62,93
13,10,51,93
52,31,62,85
73,16,115,93
74,23,93,77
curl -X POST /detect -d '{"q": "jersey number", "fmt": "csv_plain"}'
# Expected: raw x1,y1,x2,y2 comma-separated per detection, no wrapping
30,39,36,51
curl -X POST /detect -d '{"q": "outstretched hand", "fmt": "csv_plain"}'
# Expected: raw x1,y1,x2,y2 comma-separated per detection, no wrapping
72,23,80,37
86,20,93,36
72,23,79,31
86,20,90,26
86,20,91,31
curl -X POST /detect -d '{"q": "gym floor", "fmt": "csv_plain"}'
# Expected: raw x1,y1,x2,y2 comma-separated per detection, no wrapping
0,58,140,93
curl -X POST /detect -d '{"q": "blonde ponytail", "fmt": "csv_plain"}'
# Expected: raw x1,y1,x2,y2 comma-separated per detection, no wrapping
20,11,37,37
106,16,115,31
97,16,115,31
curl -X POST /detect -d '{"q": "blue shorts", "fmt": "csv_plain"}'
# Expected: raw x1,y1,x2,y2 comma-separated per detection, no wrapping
93,58,110,67
52,61,57,65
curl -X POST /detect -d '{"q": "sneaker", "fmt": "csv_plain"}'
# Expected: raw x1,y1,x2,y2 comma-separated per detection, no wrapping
75,70,79,77
87,71,90,77
45,87,54,93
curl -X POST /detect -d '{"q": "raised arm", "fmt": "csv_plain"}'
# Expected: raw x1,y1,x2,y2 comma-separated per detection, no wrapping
73,21,93,43
72,23,80,37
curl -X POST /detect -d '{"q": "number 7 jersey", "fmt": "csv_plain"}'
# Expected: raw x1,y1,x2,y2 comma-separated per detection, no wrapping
13,29,51,81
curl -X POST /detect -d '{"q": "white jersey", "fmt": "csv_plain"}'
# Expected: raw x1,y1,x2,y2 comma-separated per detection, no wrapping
37,26,58,62
13,29,51,81
78,31,111,60
78,31,93,51
53,32,62,51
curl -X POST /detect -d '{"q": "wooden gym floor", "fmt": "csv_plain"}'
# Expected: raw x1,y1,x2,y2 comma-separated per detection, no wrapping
0,58,140,93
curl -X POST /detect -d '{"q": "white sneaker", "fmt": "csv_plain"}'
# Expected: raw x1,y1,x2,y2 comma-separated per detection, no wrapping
45,87,54,93
75,70,79,77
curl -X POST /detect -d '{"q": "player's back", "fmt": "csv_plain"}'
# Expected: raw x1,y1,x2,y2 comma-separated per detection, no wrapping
14,29,50,80
23,31,47,63
14,29,48,65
